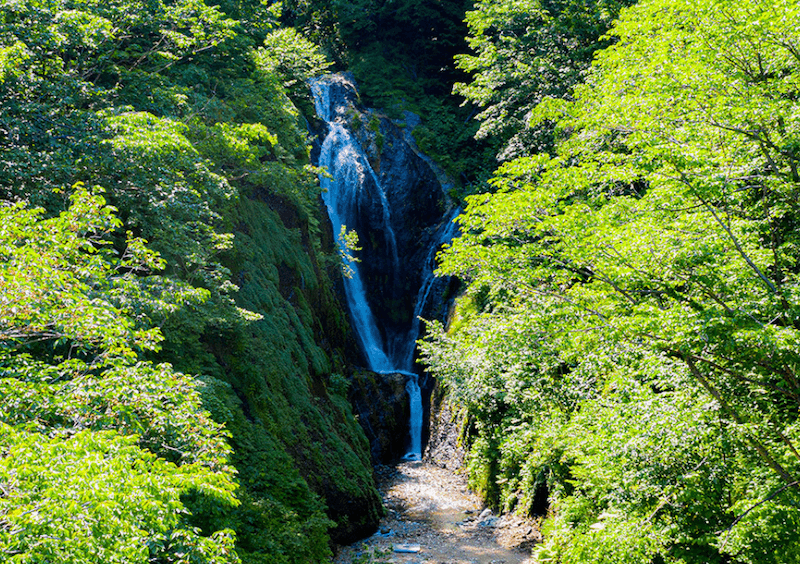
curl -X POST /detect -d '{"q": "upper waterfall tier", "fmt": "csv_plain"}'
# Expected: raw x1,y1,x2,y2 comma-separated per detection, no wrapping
310,74,458,374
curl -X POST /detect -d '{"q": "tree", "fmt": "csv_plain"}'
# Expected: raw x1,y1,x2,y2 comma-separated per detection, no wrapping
0,187,239,563
1,0,383,557
422,0,800,561
454,0,634,159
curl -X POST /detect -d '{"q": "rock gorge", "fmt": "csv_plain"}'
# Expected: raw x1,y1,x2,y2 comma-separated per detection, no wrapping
193,71,460,551
308,72,459,464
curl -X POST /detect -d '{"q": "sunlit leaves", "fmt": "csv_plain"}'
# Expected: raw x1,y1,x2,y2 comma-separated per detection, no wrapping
424,0,800,561
0,188,239,563
0,188,156,355
0,425,239,564
255,28,332,91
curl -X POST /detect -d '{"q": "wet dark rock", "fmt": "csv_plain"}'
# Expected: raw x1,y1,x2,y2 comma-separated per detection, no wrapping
349,370,410,463
359,111,453,360
323,483,384,544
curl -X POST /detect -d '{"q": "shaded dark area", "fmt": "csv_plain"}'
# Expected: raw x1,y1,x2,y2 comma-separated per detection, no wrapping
284,0,471,96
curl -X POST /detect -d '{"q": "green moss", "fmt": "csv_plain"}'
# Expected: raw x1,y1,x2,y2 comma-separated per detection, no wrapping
368,114,384,153
190,191,383,547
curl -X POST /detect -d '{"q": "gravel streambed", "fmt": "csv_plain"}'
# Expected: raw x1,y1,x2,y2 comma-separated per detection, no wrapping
333,461,539,564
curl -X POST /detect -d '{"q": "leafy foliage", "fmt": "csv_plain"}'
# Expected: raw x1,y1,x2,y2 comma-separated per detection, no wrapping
256,27,333,99
421,0,800,561
0,0,383,560
454,0,635,160
0,189,238,563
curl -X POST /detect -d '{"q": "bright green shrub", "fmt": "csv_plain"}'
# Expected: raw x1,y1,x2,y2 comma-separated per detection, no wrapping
0,189,239,563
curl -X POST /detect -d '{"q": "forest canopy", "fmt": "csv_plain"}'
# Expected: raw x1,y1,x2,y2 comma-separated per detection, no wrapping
3,0,800,561
421,0,800,562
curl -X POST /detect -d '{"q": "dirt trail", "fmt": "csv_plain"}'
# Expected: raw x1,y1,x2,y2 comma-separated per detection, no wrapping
333,461,539,564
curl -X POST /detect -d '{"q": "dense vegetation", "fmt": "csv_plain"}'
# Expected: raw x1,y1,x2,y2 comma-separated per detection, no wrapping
421,0,800,562
0,1,382,562
5,0,800,561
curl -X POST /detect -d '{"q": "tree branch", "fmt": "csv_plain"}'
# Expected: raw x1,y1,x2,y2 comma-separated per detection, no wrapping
677,170,778,294
682,355,797,487
719,480,799,550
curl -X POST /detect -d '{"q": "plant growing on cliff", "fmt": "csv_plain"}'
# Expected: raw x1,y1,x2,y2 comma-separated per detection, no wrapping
337,224,363,279
368,114,384,153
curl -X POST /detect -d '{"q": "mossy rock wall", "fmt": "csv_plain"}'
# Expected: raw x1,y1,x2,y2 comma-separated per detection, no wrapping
166,185,384,560
228,191,383,544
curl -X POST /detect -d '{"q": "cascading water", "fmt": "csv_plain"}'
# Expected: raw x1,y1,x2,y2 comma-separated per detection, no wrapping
400,207,461,371
400,211,459,459
310,75,456,460
311,77,396,373
315,119,394,372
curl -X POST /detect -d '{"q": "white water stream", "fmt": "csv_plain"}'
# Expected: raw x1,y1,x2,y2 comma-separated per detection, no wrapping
311,76,456,460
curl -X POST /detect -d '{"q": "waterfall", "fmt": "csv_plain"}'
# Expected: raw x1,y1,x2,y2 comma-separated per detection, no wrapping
311,77,397,373
400,207,461,370
315,119,394,372
404,374,423,459
401,209,459,460
310,75,456,460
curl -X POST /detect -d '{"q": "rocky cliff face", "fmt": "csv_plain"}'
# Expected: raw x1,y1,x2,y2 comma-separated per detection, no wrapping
348,370,410,463
310,74,457,372
424,382,468,471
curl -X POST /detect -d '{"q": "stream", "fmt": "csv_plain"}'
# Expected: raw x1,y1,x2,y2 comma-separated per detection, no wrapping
333,461,539,564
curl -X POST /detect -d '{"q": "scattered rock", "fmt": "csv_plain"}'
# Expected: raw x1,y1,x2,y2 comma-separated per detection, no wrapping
394,543,421,553
373,527,394,539
333,461,536,564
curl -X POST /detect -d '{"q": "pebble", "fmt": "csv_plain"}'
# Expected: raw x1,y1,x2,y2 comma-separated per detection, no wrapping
333,461,535,564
